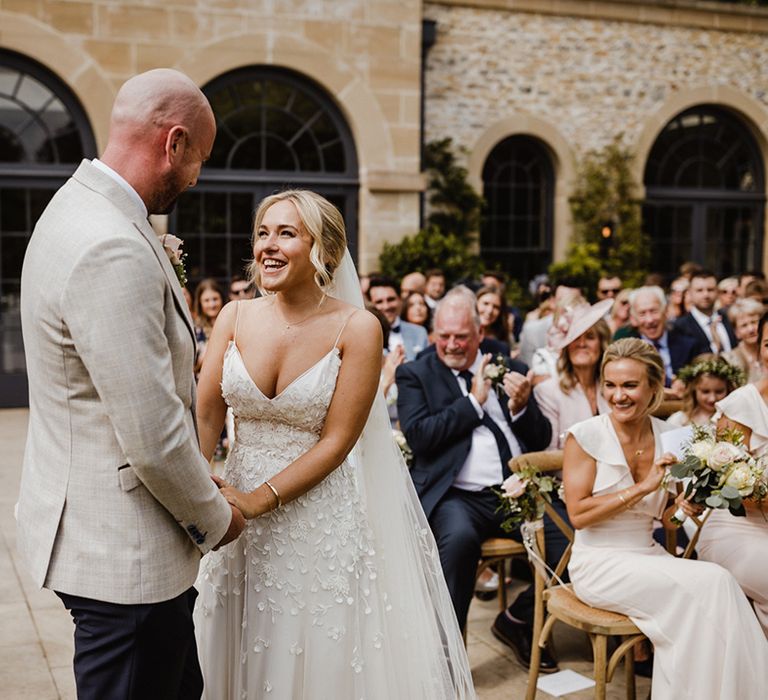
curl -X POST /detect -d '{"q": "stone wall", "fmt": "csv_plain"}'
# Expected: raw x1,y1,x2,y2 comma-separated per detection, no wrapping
0,0,425,271
424,0,768,261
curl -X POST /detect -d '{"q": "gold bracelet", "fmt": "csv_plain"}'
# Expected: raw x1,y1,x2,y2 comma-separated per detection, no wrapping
264,480,282,510
617,490,630,508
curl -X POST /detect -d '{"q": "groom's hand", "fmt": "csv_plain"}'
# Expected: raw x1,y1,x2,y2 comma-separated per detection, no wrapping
214,504,245,550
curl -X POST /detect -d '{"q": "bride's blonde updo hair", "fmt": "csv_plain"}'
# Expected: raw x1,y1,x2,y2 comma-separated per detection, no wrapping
247,189,347,292
601,338,666,414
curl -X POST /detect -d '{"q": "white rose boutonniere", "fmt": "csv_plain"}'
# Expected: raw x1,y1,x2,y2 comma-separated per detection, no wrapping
161,233,187,287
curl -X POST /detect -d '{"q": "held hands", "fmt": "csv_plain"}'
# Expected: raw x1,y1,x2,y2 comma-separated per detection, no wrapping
212,474,273,520
213,479,246,550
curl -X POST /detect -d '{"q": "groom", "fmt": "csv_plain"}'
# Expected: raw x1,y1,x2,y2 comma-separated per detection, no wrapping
17,69,244,699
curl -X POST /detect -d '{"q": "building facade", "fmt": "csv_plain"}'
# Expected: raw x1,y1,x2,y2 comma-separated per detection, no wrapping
1,0,767,405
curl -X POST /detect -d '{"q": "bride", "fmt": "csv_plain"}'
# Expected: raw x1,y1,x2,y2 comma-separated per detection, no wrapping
193,190,474,699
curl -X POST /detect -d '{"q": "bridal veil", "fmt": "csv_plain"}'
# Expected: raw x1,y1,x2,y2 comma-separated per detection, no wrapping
329,250,476,698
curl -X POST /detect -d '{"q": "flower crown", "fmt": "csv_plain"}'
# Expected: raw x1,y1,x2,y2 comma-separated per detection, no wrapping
676,358,746,387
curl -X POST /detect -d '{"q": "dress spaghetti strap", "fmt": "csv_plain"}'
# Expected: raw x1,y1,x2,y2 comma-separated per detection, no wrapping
332,310,358,350
233,300,242,344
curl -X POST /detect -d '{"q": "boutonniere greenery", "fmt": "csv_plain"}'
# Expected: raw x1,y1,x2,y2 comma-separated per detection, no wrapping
160,233,188,287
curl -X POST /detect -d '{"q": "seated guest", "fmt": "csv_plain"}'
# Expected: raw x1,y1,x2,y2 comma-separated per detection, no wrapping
519,277,583,366
401,291,431,332
701,312,768,637
193,277,224,376
667,356,744,427
608,288,632,336
534,300,613,449
674,270,738,355
738,270,766,299
400,271,426,298
424,268,446,310
744,279,768,306
530,290,586,385
369,276,428,361
666,277,690,324
476,285,511,353
616,286,710,396
228,274,256,301
564,339,768,697
397,288,563,672
595,274,622,301
722,298,766,384
717,276,739,311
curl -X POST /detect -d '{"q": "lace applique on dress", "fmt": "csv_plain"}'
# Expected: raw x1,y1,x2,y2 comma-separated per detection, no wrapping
195,342,387,699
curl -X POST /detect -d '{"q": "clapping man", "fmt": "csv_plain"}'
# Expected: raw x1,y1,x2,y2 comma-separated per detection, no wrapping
17,69,244,699
397,287,563,673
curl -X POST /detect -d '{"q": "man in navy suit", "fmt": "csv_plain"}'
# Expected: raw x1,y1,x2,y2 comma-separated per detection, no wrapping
396,287,560,672
674,271,738,355
621,286,710,395
368,276,428,361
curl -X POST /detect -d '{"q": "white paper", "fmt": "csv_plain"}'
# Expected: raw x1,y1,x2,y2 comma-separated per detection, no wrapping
536,669,596,697
660,426,693,460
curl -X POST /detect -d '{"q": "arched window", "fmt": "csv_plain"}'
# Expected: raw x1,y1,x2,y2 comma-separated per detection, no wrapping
480,135,554,285
643,105,764,278
0,50,96,407
172,67,358,287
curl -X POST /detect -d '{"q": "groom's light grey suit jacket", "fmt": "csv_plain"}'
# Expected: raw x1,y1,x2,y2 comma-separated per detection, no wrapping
17,160,232,605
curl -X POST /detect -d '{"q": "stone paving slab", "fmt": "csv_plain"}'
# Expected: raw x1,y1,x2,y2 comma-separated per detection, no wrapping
0,408,649,699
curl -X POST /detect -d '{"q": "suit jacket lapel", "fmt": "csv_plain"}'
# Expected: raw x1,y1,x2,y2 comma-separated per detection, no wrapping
430,353,464,401
71,160,196,343
133,217,196,342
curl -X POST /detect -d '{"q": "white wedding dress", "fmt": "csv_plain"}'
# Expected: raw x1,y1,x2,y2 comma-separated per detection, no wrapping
567,414,768,699
194,310,473,698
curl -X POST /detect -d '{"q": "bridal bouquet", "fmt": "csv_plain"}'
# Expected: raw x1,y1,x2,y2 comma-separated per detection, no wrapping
483,354,510,400
668,424,766,524
497,464,558,531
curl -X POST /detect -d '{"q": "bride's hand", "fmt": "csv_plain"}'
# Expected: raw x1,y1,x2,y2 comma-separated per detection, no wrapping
211,476,260,519
220,485,259,519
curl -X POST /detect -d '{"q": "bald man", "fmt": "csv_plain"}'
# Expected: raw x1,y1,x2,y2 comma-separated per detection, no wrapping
18,69,244,699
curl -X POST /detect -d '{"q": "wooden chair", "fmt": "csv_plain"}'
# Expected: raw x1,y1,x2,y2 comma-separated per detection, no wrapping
475,537,526,611
513,450,710,700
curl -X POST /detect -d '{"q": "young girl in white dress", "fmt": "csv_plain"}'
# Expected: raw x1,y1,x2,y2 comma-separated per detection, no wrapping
193,190,474,699
564,338,768,699
666,355,744,428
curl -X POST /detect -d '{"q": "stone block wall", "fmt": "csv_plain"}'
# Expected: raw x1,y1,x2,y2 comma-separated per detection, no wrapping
0,0,425,271
424,0,768,262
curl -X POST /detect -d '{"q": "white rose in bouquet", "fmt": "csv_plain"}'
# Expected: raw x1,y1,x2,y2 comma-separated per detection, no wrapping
501,473,528,499
723,463,757,496
706,441,743,471
690,439,715,463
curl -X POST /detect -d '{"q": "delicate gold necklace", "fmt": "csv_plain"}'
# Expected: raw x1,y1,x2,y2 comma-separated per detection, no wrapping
272,295,326,331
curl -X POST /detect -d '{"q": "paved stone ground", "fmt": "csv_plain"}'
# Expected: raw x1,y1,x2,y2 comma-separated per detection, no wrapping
0,408,650,699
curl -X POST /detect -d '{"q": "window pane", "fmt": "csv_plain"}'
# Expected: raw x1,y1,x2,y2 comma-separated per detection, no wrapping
481,136,553,285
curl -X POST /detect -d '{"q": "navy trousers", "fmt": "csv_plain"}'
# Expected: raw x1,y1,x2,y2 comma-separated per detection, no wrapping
56,587,203,700
429,487,570,631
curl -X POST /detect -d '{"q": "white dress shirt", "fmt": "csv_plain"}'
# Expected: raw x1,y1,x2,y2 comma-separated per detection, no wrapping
387,322,404,355
640,331,673,385
690,307,732,353
452,351,523,491
92,159,148,219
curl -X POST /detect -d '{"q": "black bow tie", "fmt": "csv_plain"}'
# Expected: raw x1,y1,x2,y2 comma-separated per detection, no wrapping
390,323,401,333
